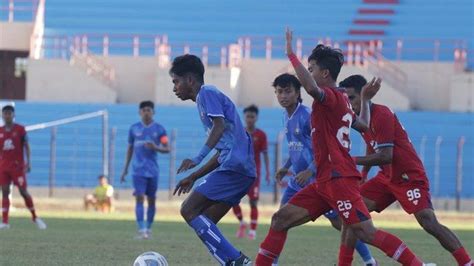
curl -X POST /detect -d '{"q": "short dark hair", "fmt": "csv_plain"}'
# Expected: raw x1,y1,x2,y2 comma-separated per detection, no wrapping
339,75,367,94
272,73,302,102
98,174,107,180
308,44,344,81
243,104,259,115
2,105,14,112
169,54,205,83
139,101,154,110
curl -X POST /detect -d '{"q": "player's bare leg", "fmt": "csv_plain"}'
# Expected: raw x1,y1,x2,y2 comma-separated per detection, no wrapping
415,208,472,265
181,191,251,265
248,199,259,240
255,203,313,265
18,187,46,229
0,185,11,229
343,219,434,266
232,203,248,238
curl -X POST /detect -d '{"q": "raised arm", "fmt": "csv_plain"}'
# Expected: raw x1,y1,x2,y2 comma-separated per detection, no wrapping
285,28,324,100
177,116,225,173
352,77,382,132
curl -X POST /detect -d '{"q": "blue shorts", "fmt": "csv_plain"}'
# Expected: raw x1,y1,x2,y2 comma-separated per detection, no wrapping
194,170,255,206
281,185,339,220
133,176,158,198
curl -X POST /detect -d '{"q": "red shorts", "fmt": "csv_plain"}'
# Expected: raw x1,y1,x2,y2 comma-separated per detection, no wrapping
361,172,433,214
0,165,28,189
247,177,260,201
289,176,371,225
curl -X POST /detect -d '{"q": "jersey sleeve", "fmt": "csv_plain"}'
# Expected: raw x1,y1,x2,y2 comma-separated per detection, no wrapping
158,126,168,145
373,108,395,149
128,126,134,145
199,89,225,118
317,87,338,108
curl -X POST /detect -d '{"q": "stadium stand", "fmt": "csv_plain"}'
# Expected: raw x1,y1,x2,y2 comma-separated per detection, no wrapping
14,102,474,198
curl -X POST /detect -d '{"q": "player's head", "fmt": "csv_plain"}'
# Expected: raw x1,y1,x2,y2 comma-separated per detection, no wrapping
243,104,259,129
98,175,108,186
139,101,154,122
170,54,205,101
339,75,367,115
273,73,302,109
1,105,15,125
307,44,344,86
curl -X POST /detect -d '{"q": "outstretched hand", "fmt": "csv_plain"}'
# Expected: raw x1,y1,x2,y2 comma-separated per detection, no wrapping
285,27,294,56
361,77,382,100
173,176,195,196
177,158,197,174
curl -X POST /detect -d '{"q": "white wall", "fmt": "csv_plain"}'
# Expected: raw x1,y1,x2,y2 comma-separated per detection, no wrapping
449,73,474,112
0,22,33,51
26,59,117,103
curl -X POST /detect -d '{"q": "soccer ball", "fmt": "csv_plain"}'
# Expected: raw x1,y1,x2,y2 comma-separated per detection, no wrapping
133,251,168,266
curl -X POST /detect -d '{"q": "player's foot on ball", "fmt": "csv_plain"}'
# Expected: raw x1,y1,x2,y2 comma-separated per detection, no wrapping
247,229,256,240
236,223,247,238
0,223,10,230
34,218,47,230
226,253,252,266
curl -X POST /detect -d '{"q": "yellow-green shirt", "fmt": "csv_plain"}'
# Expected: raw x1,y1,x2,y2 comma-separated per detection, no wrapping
94,185,114,201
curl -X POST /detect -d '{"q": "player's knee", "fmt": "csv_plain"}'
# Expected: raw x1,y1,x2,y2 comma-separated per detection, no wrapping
270,210,290,231
416,211,439,234
179,201,196,222
350,223,377,243
147,197,156,206
329,217,342,231
19,188,29,198
249,200,258,208
136,194,145,203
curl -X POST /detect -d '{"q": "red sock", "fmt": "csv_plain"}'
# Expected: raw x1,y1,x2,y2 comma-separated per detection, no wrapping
255,228,287,266
371,230,423,266
24,195,37,221
452,247,472,266
232,205,243,222
338,244,355,266
2,196,9,224
250,206,258,230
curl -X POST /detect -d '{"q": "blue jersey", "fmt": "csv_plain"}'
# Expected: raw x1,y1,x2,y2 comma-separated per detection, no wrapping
128,121,168,178
284,103,316,190
196,85,256,178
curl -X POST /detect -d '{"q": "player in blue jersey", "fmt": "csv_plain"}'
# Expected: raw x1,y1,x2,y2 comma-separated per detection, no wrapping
120,101,170,239
171,54,254,266
271,73,376,265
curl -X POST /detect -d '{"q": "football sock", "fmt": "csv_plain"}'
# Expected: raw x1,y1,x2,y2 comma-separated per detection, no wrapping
338,244,355,266
23,195,37,221
1,196,9,224
371,230,423,266
452,247,472,266
250,205,258,230
189,215,240,264
355,239,374,263
232,205,244,223
255,228,287,266
135,201,145,230
146,200,156,229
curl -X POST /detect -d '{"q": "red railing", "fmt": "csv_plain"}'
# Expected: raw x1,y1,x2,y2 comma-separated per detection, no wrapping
0,0,38,22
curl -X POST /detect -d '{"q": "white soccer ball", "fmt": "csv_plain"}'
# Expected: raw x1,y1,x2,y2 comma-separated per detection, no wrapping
133,251,168,266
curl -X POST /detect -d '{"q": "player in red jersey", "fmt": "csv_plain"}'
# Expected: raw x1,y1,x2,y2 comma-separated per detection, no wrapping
0,105,46,230
255,28,432,266
232,105,270,240
341,74,473,266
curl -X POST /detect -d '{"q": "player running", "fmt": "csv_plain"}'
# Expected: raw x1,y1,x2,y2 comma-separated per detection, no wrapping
232,104,270,240
270,73,375,265
341,74,473,266
120,101,170,239
255,28,432,266
171,54,255,265
0,104,46,230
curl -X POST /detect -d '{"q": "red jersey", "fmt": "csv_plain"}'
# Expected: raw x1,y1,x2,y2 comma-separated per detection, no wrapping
361,104,427,183
0,124,27,168
251,128,268,177
311,87,360,183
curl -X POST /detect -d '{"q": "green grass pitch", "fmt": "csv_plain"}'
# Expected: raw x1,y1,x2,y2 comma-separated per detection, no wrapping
0,214,473,265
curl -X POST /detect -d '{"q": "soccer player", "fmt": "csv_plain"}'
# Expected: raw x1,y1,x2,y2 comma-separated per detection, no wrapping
84,174,114,213
255,28,431,266
120,101,170,239
270,73,375,265
341,74,473,266
232,104,270,240
0,105,46,230
171,54,254,265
